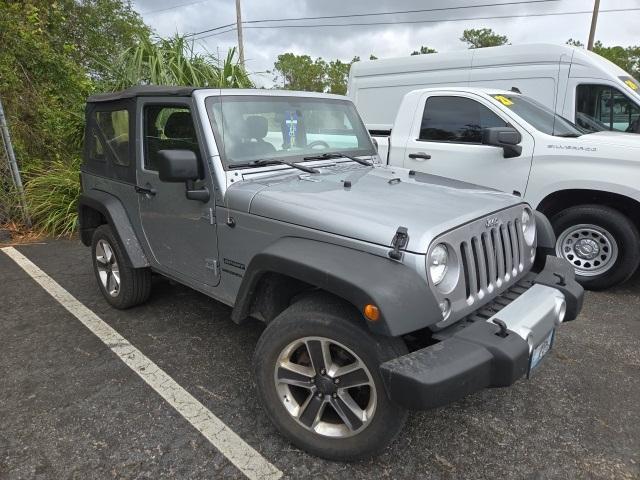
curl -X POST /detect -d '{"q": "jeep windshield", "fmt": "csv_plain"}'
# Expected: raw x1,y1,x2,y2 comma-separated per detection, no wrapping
490,93,585,137
206,95,376,169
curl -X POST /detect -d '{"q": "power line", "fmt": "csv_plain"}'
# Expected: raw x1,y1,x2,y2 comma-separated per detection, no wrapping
194,6,640,41
141,0,211,15
185,0,563,38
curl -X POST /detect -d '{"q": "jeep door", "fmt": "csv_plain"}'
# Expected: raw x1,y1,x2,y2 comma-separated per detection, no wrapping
136,98,220,287
403,93,534,196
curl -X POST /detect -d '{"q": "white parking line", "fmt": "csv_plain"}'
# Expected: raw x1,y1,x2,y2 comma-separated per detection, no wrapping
2,246,282,480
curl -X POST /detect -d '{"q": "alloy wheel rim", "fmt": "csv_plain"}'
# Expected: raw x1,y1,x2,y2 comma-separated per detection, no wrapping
274,336,377,438
555,223,618,277
96,239,120,297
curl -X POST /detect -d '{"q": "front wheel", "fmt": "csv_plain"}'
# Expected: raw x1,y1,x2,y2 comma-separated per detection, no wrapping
551,205,640,290
253,294,408,461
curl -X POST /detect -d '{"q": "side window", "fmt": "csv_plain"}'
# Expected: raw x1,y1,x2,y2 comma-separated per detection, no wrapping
419,96,506,143
90,110,130,166
143,105,202,171
576,84,640,132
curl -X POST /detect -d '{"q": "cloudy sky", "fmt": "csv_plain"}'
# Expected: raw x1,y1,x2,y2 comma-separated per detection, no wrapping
131,0,640,86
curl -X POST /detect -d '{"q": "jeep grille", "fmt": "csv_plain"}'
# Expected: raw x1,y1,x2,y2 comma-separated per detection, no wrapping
460,218,526,302
429,204,535,330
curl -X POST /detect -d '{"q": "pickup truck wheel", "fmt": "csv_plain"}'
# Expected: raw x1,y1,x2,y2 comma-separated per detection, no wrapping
253,294,408,461
91,225,151,309
551,205,640,290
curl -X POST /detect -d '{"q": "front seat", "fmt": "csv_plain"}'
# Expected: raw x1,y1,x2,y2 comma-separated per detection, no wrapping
241,115,276,157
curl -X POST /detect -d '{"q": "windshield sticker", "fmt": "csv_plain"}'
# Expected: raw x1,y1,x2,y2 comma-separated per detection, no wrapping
619,76,639,91
284,111,298,148
493,95,514,106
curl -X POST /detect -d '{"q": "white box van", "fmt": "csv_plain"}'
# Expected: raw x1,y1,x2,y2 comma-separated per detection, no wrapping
348,43,640,134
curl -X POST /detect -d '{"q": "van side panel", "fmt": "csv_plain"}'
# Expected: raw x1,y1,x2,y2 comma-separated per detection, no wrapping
352,76,471,127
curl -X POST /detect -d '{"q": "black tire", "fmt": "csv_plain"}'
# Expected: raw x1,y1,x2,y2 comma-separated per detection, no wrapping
253,293,408,461
91,224,151,309
551,205,640,290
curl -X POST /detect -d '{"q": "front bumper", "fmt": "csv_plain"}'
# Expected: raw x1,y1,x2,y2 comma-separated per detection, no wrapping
380,255,583,410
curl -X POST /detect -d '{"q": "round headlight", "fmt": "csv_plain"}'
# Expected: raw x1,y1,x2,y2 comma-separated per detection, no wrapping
521,208,536,246
429,244,449,285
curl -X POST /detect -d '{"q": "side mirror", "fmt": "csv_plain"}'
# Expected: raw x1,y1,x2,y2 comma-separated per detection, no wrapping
482,127,522,158
371,137,379,152
157,150,200,182
157,150,210,202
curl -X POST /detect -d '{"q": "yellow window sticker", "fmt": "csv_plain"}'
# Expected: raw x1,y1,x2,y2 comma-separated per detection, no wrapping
624,79,638,91
493,95,514,106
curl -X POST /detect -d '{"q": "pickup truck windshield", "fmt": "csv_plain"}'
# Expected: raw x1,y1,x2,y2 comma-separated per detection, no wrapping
206,96,376,168
490,93,584,137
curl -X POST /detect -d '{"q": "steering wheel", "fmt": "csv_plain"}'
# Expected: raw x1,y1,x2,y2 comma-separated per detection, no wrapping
307,140,330,149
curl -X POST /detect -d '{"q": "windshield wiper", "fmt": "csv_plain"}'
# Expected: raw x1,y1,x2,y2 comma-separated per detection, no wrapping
228,158,319,174
303,152,373,166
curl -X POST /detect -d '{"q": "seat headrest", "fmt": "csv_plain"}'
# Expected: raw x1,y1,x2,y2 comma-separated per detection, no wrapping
164,112,195,139
244,115,268,140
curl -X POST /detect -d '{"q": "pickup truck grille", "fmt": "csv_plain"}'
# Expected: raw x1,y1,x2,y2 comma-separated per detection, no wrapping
459,218,526,302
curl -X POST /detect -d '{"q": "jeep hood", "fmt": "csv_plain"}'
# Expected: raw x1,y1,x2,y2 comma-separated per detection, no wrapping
227,164,520,253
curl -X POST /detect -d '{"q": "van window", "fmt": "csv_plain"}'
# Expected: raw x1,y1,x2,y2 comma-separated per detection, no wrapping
419,96,506,143
143,106,202,171
576,84,640,133
91,110,130,166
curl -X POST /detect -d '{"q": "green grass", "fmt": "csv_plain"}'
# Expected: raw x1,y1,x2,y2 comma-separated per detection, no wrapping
24,157,81,236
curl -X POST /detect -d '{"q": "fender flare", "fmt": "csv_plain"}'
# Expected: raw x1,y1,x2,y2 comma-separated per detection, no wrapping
534,210,556,256
77,190,149,268
231,237,441,337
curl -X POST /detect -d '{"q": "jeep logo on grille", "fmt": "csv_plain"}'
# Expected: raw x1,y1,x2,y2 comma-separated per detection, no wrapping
485,217,499,228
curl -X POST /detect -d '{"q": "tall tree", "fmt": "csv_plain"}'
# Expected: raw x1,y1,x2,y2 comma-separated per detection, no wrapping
326,59,351,95
567,39,640,78
460,28,508,49
411,46,437,56
273,53,327,92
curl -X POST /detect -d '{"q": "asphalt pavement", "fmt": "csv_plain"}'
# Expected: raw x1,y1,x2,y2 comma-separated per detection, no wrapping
1,239,639,479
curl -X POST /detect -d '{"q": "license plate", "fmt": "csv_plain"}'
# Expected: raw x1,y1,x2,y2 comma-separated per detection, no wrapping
528,329,555,378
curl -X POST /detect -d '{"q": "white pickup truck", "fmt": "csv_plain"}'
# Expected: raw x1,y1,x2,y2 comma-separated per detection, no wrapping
362,87,640,290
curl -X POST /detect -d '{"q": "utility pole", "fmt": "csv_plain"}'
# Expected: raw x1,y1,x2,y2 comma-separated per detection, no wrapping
587,0,600,51
235,0,245,65
0,98,31,227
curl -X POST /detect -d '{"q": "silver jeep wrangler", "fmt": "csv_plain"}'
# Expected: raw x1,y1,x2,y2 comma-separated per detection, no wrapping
78,86,583,460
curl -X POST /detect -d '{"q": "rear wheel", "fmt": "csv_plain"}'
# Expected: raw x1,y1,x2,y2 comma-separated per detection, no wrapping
91,225,151,309
253,294,408,461
551,205,640,290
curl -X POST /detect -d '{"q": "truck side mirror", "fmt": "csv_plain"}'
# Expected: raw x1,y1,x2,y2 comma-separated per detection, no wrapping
481,127,522,158
157,150,210,202
157,149,200,182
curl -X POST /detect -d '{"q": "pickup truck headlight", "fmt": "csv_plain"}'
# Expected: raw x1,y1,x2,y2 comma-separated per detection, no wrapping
521,208,536,246
428,244,449,285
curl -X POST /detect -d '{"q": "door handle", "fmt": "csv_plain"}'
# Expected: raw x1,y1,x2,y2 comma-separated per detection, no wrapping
408,152,431,160
135,185,156,196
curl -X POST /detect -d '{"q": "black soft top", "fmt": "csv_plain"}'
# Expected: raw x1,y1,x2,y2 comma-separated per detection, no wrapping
87,85,200,103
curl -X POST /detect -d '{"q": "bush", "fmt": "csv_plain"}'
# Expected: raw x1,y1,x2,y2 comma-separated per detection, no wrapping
24,157,81,237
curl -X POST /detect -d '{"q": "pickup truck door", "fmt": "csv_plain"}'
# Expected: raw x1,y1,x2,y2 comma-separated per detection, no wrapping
135,98,220,287
402,92,534,196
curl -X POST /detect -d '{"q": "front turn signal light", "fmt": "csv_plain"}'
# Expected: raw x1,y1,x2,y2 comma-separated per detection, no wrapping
363,304,380,322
